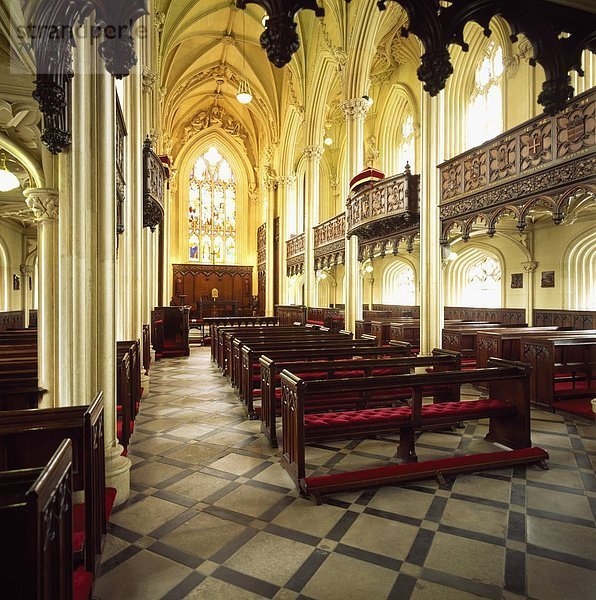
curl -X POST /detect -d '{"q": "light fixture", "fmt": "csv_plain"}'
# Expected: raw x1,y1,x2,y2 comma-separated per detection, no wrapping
362,95,373,106
236,79,253,104
449,250,458,261
0,153,19,192
324,135,333,146
364,264,374,273
236,10,253,104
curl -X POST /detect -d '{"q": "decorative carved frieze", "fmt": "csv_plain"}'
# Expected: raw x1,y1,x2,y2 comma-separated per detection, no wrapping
303,146,324,161
357,227,419,262
313,213,346,269
257,223,267,267
143,137,167,232
346,166,420,241
286,232,305,276
183,103,248,145
439,89,596,243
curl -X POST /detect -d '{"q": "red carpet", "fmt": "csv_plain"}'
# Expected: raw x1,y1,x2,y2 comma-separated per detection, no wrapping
553,397,595,419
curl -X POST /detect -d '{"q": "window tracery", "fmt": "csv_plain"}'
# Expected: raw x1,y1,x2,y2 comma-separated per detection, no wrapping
463,255,502,307
468,43,504,148
398,114,415,172
188,147,236,264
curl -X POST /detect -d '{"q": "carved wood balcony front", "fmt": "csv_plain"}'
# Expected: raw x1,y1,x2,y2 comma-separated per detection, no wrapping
346,169,420,242
439,88,596,244
313,212,346,270
286,233,305,276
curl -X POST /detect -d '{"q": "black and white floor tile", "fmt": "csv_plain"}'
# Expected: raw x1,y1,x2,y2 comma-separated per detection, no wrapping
94,347,596,600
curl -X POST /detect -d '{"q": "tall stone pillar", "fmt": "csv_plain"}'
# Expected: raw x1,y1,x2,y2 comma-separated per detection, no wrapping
522,261,538,326
341,98,370,332
277,175,296,304
24,188,58,408
264,174,278,315
419,93,443,354
20,264,33,328
303,146,323,307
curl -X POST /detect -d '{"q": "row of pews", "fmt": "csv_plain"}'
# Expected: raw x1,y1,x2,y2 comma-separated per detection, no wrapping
0,323,150,598
210,318,550,504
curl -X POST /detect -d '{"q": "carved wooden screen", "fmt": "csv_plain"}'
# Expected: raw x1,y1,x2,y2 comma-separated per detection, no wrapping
115,95,126,240
257,223,266,315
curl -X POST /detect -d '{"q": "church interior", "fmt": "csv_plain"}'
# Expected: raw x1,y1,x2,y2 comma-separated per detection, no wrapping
0,0,595,598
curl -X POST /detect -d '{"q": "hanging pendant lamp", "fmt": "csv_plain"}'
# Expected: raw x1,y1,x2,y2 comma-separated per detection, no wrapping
0,153,19,192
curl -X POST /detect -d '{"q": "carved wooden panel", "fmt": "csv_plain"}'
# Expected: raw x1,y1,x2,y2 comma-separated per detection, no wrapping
286,233,305,276
143,138,167,231
172,264,252,316
314,213,346,269
115,96,127,238
257,222,267,267
533,309,594,330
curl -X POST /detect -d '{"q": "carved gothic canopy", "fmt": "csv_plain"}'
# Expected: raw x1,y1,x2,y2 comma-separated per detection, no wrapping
25,0,148,154
143,138,167,232
238,0,595,115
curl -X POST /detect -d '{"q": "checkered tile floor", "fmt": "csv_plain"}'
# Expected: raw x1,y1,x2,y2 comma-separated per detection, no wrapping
94,347,596,600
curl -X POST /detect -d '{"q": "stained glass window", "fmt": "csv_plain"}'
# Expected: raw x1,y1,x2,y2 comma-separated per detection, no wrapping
188,147,236,263
467,42,504,148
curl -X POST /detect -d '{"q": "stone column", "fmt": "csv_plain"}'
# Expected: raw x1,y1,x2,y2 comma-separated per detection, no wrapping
264,174,278,316
341,98,370,333
522,261,538,326
24,188,58,408
19,264,33,328
303,146,323,307
419,93,444,355
277,175,296,304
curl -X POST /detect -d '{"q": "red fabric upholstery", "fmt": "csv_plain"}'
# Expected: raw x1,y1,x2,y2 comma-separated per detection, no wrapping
73,503,85,536
307,320,325,326
554,379,593,392
420,399,512,421
72,530,85,554
117,418,135,442
305,406,412,431
117,401,140,415
553,398,595,419
73,566,93,600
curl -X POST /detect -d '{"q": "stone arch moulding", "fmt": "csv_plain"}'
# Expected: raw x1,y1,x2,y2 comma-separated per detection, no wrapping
25,0,148,154
563,225,596,310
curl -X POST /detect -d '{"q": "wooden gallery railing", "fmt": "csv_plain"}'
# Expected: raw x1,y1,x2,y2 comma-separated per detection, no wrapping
313,212,346,270
439,88,595,244
286,233,305,277
346,167,420,259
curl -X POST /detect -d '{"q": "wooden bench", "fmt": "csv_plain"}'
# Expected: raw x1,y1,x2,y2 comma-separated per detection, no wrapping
280,359,548,502
0,335,43,410
116,340,142,449
476,326,579,368
0,438,94,600
0,393,114,575
152,306,190,358
222,327,346,380
522,335,596,410
206,316,279,351
142,324,151,375
233,331,360,392
260,347,457,447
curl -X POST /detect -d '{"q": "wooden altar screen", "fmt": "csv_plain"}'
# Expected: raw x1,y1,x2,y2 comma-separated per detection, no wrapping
172,264,253,317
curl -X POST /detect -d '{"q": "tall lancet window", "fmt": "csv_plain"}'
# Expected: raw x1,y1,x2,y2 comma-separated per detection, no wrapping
467,42,504,148
463,255,502,307
188,146,236,264
398,114,415,172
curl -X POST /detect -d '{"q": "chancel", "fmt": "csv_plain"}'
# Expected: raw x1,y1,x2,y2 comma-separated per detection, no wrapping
0,0,595,598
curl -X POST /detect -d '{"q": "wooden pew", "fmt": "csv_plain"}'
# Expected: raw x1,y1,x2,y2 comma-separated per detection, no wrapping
151,306,190,358
0,393,113,576
207,316,279,354
476,327,578,368
522,335,596,410
142,324,151,375
0,439,94,600
232,331,359,392
235,337,376,416
0,335,42,410
280,359,548,502
259,347,456,448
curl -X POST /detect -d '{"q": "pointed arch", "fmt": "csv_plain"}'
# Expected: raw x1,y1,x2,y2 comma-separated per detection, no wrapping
564,225,596,310
381,255,418,305
0,234,11,311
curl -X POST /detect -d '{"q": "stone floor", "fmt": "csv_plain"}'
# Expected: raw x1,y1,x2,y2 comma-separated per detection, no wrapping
94,347,596,600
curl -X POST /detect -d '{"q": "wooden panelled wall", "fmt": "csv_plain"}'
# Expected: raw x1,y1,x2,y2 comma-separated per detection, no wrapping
172,264,253,316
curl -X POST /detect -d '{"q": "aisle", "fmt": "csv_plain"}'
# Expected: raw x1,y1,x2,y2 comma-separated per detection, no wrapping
94,346,596,600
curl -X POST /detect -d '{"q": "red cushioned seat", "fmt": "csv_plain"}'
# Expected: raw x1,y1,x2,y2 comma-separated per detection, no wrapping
307,320,325,326
297,371,329,380
73,566,93,600
332,370,365,378
420,398,512,422
371,367,403,376
117,418,135,442
554,379,592,392
305,406,412,432
117,401,140,415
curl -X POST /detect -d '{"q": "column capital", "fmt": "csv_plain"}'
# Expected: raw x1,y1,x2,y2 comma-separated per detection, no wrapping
340,97,370,121
303,146,324,161
522,260,538,273
23,188,59,221
278,174,296,187
20,264,33,275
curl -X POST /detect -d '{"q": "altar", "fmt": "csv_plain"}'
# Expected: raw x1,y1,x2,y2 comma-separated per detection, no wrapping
198,299,238,319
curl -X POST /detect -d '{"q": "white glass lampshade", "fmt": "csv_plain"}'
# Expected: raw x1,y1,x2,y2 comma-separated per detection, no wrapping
324,136,333,146
0,162,19,192
236,79,253,104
